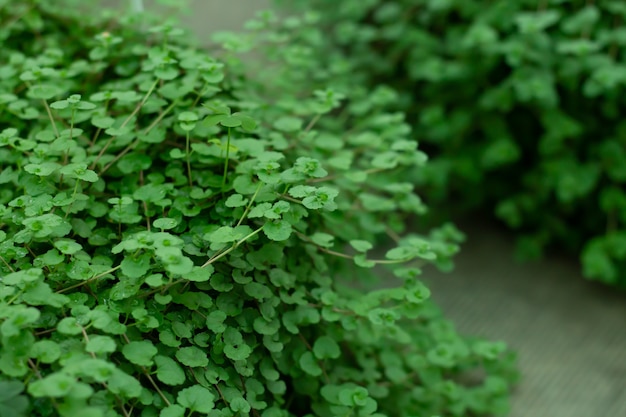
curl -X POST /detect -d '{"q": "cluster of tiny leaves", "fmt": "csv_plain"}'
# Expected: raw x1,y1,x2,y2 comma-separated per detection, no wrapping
0,2,516,417
275,0,626,286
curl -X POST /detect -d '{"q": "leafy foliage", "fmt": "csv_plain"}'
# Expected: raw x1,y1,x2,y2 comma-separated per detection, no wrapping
0,2,517,417
276,0,626,287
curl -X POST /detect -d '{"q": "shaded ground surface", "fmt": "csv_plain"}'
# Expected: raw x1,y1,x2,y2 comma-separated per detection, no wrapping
421,219,626,417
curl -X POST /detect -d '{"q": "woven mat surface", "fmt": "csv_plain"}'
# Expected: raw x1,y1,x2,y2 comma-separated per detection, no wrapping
420,220,626,417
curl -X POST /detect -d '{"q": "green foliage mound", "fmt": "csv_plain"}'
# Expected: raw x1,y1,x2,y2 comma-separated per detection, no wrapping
0,2,517,417
277,0,626,287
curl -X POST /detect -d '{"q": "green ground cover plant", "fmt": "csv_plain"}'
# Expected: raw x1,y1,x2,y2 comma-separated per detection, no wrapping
0,1,517,416
275,0,626,287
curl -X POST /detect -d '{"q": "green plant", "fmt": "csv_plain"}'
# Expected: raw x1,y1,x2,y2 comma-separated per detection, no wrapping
0,2,517,417
275,0,626,287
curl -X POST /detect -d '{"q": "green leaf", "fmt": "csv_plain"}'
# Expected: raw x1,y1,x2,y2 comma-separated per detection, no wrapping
0,380,28,417
205,310,227,333
406,282,431,304
59,163,99,182
160,405,185,417
225,194,248,208
49,100,68,109
56,317,82,335
354,254,376,268
54,239,83,255
85,335,117,354
368,308,399,326
311,232,334,248
244,282,273,300
4,268,43,285
223,343,252,361
473,341,508,360
349,240,373,253
178,111,198,131
153,217,178,230
122,341,158,367
338,386,370,407
206,225,253,243
313,335,341,359
263,220,292,241
204,114,227,126
91,115,115,129
155,355,186,386
39,249,65,266
28,372,75,397
176,346,209,367
185,266,214,282
248,203,272,218
27,84,62,100
121,253,151,278
515,10,561,33
220,115,243,128
24,162,61,177
238,114,257,131
299,351,323,376
30,340,61,363
273,116,303,132
253,317,280,335
230,397,251,413
177,386,215,413
108,369,142,398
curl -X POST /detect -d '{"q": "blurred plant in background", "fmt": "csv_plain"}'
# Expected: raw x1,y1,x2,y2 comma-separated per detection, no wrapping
0,1,517,417
274,0,626,287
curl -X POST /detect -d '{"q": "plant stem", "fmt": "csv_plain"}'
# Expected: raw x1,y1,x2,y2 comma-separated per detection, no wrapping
91,78,159,169
63,180,81,220
185,131,192,187
303,113,321,133
99,98,179,175
0,255,14,272
236,182,263,227
56,265,122,293
201,227,263,268
43,100,59,138
222,127,232,190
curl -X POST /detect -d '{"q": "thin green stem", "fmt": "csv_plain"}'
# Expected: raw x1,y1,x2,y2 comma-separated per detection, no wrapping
142,227,263,297
236,182,263,227
307,168,387,184
62,108,75,166
6,290,23,306
144,99,178,134
81,327,131,417
121,333,171,407
99,99,178,175
69,109,75,140
43,100,59,138
222,127,232,190
185,131,192,187
122,79,160,130
63,180,81,220
91,78,159,169
0,255,14,272
192,81,208,107
295,231,419,266
201,227,263,268
56,265,122,293
303,113,321,134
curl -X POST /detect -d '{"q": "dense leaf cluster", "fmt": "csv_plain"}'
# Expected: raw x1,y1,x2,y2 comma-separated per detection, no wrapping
277,0,626,286
0,2,517,417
